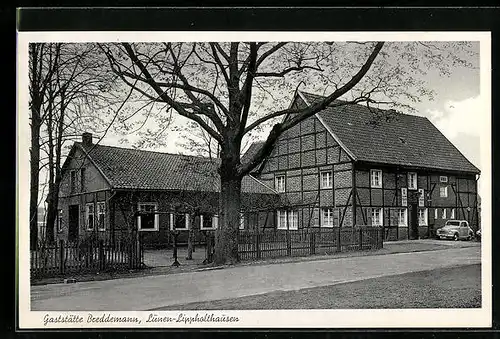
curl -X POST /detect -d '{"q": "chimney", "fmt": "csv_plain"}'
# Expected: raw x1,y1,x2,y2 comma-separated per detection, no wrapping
82,132,93,147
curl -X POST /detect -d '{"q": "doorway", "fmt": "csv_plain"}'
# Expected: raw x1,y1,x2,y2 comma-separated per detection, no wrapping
68,205,79,242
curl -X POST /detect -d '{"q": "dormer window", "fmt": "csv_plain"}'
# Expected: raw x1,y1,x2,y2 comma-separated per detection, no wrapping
408,172,417,190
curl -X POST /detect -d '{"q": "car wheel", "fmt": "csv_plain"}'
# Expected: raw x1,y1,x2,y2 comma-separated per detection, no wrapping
453,233,459,241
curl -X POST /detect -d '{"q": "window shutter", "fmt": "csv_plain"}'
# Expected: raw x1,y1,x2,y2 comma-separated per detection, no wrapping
212,215,219,229
401,188,407,206
185,213,190,229
366,208,372,226
389,209,397,227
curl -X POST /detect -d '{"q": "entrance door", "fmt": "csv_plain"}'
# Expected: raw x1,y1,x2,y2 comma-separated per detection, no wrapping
409,202,419,240
68,205,79,242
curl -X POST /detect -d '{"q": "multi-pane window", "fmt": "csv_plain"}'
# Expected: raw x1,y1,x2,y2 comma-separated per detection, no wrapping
57,209,63,232
80,168,86,192
371,169,382,188
138,203,159,231
398,209,407,226
440,186,448,198
70,170,76,193
239,213,245,230
97,202,105,230
418,208,428,226
275,175,286,192
320,171,332,189
440,176,448,183
418,189,425,207
200,213,218,230
321,208,334,227
277,210,287,229
85,203,95,230
288,210,299,230
401,188,408,206
408,172,417,190
372,208,383,226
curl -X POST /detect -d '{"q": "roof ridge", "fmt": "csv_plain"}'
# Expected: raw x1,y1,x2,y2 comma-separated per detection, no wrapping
76,141,220,161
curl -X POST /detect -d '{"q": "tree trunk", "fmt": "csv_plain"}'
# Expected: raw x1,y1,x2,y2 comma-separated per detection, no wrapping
29,116,41,250
214,175,242,265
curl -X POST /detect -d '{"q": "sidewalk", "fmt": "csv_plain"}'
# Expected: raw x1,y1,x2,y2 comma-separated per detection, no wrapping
30,244,480,311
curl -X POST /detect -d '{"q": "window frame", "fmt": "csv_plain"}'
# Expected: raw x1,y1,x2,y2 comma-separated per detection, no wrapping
277,210,287,230
287,210,299,230
401,187,408,207
371,208,383,226
320,171,333,189
85,202,95,231
239,212,245,230
70,170,77,193
418,208,428,226
418,188,425,207
370,169,382,188
321,208,334,228
200,213,218,230
96,201,106,231
275,175,286,193
408,172,417,190
138,202,159,231
440,186,448,198
57,209,63,232
397,208,407,227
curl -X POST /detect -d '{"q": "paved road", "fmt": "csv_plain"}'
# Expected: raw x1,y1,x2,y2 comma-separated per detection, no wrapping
31,243,480,311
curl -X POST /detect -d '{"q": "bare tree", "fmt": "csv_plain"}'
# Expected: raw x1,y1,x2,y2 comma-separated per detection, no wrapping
101,41,477,264
30,43,119,245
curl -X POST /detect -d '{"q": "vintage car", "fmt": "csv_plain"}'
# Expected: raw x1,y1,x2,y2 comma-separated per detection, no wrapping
436,220,474,241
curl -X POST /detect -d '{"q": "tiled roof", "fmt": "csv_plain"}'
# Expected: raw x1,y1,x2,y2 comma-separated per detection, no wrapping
300,92,480,174
241,141,265,169
76,143,277,195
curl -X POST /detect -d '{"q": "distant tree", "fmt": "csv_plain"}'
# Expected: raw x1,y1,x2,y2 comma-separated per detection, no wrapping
101,41,477,264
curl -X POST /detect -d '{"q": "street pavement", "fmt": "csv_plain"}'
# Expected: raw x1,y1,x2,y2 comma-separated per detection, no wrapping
31,241,480,311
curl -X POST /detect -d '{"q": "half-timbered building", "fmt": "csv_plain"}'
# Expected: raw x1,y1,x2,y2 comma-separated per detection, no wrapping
247,92,480,240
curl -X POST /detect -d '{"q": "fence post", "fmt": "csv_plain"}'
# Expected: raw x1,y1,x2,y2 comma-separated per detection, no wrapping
337,227,341,252
286,230,291,256
59,239,65,275
256,232,261,260
359,228,363,251
98,240,105,271
310,231,316,255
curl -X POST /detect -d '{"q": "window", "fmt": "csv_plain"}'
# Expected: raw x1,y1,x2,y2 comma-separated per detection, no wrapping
200,213,218,230
57,209,63,232
440,186,448,198
442,208,447,219
288,210,299,230
85,203,95,230
321,208,334,227
80,168,86,192
275,175,286,192
97,202,105,231
398,209,407,227
320,171,332,189
435,208,439,220
370,169,382,188
418,189,425,207
440,176,448,183
372,208,383,226
401,188,407,207
451,208,455,219
408,172,417,190
239,213,245,230
70,170,76,193
277,210,287,230
138,203,159,231
418,208,428,226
